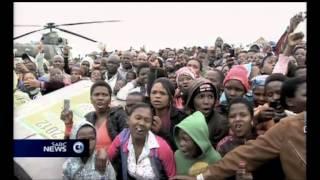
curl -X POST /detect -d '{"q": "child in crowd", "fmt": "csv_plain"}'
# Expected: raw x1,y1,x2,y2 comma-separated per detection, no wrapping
174,111,221,176
63,120,116,180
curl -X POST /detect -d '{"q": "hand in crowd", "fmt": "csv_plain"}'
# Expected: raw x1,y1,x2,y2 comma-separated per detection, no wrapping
284,31,304,56
273,111,287,122
92,63,100,69
255,107,276,135
288,12,305,33
63,46,70,56
135,77,145,87
288,56,298,66
60,110,73,125
113,80,126,95
151,116,162,133
131,79,138,87
24,79,41,89
95,148,108,173
287,32,304,47
15,63,29,74
256,107,275,123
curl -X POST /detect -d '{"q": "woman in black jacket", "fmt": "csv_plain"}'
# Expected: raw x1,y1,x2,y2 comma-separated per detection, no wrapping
61,80,127,144
149,77,187,151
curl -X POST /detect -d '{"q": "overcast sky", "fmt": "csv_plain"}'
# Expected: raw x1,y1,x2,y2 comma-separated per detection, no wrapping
14,2,306,57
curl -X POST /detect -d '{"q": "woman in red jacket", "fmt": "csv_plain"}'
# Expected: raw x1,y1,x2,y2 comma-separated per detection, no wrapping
108,102,176,180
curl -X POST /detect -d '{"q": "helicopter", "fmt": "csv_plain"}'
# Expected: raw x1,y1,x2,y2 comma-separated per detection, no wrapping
14,20,121,61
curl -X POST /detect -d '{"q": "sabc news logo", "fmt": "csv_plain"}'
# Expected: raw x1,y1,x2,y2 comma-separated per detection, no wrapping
73,141,84,154
43,142,67,152
42,141,84,154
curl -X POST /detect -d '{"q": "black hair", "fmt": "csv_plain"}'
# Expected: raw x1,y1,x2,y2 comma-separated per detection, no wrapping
228,97,254,118
177,54,188,61
127,91,145,102
259,53,273,69
187,58,203,72
21,53,31,61
150,77,175,103
186,80,219,111
90,69,103,80
210,69,225,84
293,46,306,54
238,50,248,54
280,76,306,109
248,49,258,53
157,57,164,68
128,102,152,116
223,43,231,50
147,68,168,96
71,65,84,74
100,57,108,67
126,70,137,79
229,48,235,57
286,60,298,78
42,81,65,95
107,55,121,65
265,73,287,88
90,80,112,96
199,48,207,53
168,50,176,55
147,53,156,61
168,71,176,76
136,62,150,76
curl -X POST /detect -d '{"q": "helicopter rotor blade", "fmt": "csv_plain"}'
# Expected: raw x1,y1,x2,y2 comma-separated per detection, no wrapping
56,20,121,27
14,28,47,40
55,27,97,43
14,25,42,27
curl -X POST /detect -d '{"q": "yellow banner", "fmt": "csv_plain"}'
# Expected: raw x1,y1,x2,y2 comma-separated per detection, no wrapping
14,80,94,139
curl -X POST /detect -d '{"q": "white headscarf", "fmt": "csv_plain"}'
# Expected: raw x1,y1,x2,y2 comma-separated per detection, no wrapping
80,56,94,70
63,121,116,180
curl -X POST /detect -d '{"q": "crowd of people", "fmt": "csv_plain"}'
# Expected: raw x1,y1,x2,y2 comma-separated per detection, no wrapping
14,12,306,180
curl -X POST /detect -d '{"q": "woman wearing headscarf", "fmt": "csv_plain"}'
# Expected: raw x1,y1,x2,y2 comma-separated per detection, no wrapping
80,56,94,77
174,67,196,109
251,75,269,108
63,120,116,180
217,65,251,117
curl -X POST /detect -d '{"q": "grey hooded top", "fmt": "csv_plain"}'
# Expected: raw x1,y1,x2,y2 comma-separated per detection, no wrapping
63,120,116,180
